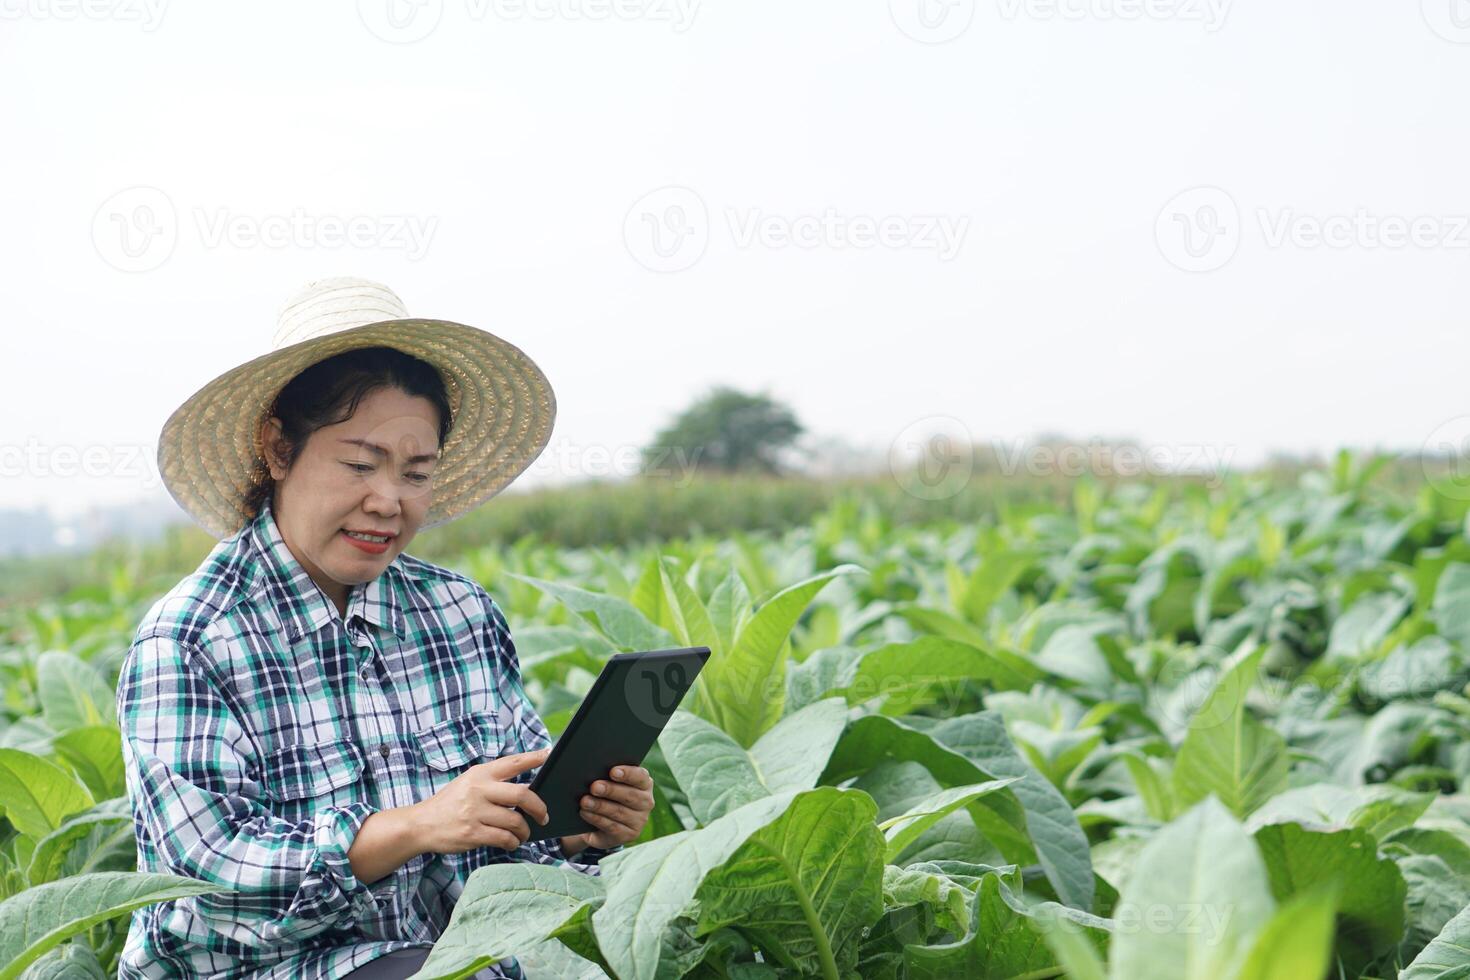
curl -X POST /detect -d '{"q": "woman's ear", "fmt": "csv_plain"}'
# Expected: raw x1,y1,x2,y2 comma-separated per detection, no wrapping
260,417,289,480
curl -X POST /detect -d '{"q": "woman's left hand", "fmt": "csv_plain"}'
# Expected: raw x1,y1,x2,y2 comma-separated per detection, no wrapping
567,765,654,850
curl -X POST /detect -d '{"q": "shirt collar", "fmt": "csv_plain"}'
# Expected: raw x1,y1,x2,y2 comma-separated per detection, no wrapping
246,496,407,642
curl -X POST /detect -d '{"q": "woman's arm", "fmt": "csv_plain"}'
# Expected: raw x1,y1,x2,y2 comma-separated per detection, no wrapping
118,632,383,945
350,805,426,885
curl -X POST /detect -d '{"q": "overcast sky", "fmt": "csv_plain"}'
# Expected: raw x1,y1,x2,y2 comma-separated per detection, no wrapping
2,0,1467,519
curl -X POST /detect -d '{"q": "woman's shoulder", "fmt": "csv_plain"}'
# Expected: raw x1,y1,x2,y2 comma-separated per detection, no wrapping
132,536,259,650
392,552,502,621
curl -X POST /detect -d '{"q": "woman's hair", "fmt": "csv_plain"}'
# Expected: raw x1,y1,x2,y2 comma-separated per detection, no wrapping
242,345,454,521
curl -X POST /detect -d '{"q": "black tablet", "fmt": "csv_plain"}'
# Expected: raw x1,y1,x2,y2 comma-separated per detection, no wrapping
519,645,711,843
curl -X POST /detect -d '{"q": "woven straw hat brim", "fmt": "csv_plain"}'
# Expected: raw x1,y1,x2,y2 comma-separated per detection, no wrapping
158,318,555,540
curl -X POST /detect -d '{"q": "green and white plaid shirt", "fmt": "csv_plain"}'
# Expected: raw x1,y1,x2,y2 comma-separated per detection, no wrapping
116,496,618,979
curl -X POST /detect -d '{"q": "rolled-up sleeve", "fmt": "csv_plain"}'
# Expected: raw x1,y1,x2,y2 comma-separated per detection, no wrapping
117,631,380,946
479,593,624,875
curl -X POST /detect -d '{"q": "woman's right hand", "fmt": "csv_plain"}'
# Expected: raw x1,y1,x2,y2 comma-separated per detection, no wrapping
409,747,552,854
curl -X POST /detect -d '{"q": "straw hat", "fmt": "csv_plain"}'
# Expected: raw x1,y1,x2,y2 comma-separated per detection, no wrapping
157,277,556,540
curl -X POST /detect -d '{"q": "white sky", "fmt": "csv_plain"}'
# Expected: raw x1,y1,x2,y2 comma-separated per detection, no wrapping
2,0,1468,519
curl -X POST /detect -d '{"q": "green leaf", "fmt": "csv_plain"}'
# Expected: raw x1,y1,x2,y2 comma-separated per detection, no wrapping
26,799,132,885
1123,753,1174,822
0,871,227,980
705,567,752,660
0,749,94,839
693,787,886,978
11,940,104,979
51,726,125,802
843,637,1040,715
1402,901,1470,979
35,653,115,731
658,699,848,825
880,863,973,939
659,559,721,657
1431,562,1470,652
508,573,676,652
1171,646,1289,818
592,791,801,980
905,871,1110,979
416,863,605,980
688,565,863,748
1039,917,1108,980
1327,592,1410,661
878,779,1021,863
891,604,991,649
824,712,1094,911
960,550,1035,624
1234,885,1340,980
1246,783,1435,841
1252,822,1406,973
1108,797,1275,980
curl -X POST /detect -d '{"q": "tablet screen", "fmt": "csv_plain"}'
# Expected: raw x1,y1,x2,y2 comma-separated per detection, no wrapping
519,645,710,843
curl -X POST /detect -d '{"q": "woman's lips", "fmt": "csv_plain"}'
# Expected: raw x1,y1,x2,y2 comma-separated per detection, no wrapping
341,529,391,554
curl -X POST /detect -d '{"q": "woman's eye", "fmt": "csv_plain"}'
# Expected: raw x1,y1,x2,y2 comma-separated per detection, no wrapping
347,462,429,484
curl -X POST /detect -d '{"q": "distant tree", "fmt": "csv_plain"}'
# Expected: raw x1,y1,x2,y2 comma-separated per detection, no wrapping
641,386,805,477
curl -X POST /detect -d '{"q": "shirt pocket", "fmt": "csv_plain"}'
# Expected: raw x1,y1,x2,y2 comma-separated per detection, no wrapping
258,738,366,817
412,710,530,808
412,710,506,771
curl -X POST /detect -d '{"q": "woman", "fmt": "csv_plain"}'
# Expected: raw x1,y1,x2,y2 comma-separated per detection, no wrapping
116,279,654,979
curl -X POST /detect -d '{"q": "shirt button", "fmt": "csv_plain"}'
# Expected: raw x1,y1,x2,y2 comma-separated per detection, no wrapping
379,744,391,760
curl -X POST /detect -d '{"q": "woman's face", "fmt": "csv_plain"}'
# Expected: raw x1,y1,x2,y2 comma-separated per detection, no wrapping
261,385,441,610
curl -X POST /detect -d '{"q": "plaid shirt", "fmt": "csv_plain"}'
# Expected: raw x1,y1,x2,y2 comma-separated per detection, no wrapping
115,496,618,979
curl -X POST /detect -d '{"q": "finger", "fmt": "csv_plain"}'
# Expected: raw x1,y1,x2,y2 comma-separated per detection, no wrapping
482,784,550,827
588,779,650,809
579,806,637,836
610,765,653,789
515,787,551,827
487,747,551,778
581,795,643,826
481,805,533,846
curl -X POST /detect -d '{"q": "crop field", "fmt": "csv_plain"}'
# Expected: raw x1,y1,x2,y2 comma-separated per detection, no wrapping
2,456,1470,978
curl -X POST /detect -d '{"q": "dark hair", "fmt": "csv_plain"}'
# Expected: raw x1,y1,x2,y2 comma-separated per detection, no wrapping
242,346,454,521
